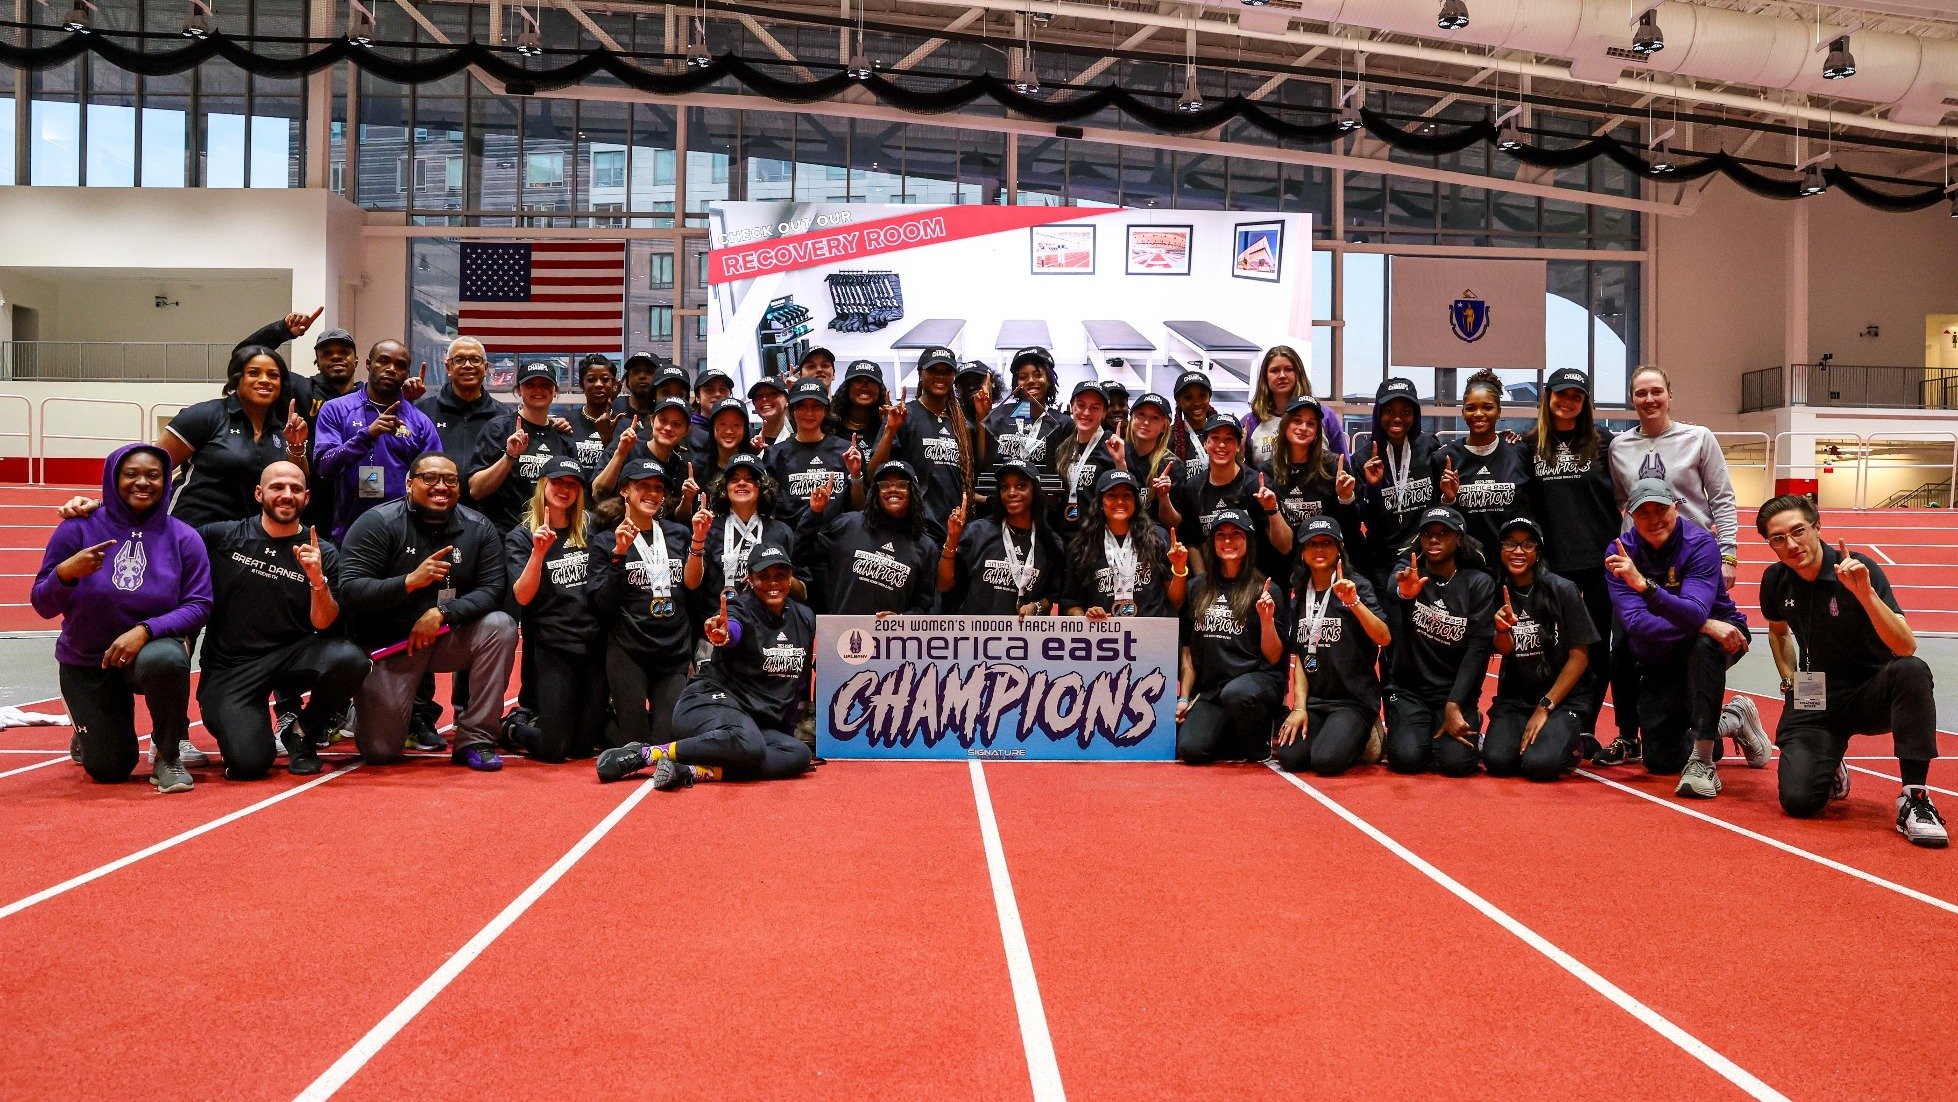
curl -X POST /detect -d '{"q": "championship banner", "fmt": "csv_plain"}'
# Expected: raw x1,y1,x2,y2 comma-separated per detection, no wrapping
814,615,1178,761
1388,256,1546,371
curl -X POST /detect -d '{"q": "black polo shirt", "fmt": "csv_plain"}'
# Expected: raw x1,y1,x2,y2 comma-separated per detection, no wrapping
1760,545,1904,688
166,397,300,527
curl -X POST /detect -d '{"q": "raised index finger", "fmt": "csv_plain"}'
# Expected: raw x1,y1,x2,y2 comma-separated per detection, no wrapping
305,305,325,325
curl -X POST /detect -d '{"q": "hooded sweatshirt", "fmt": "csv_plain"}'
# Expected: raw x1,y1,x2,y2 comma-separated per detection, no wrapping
1356,405,1440,572
32,443,214,667
1608,420,1738,559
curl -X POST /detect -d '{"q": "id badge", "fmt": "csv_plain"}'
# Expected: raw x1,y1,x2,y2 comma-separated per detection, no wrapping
358,465,386,499
1793,671,1827,712
437,586,457,606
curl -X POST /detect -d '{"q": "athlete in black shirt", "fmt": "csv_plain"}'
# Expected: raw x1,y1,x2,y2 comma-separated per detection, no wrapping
985,346,1068,465
764,379,864,529
798,460,940,616
593,397,698,506
504,458,607,762
465,362,579,531
595,459,695,749
1044,381,1121,539
1275,516,1392,776
943,460,1065,616
867,347,973,542
1482,519,1596,782
1159,415,1290,560
684,455,796,612
1436,369,1535,566
1386,506,1497,777
1265,395,1360,582
1062,470,1189,619
163,347,310,527
1175,509,1291,763
596,545,816,789
1357,376,1441,586
558,354,623,479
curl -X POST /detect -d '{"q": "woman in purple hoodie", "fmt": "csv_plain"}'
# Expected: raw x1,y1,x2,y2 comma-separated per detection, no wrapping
32,444,213,792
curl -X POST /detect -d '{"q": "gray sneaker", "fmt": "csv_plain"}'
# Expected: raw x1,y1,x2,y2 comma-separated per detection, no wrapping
1676,757,1722,799
1722,696,1772,768
1830,760,1851,802
149,758,194,794
148,739,210,768
1897,787,1949,848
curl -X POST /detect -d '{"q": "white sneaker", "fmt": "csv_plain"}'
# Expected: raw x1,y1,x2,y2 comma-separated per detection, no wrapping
1830,760,1851,802
1676,757,1722,799
271,712,297,760
1723,696,1772,768
148,740,209,768
1897,787,1949,848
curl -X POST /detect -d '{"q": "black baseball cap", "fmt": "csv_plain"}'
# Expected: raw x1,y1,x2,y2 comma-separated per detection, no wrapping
747,544,795,574
1376,377,1419,406
653,365,690,392
747,375,788,399
515,362,557,386
1131,393,1172,417
787,379,831,407
1299,515,1345,544
1100,381,1129,402
958,360,992,380
917,347,957,372
995,459,1040,486
844,360,884,383
1174,369,1212,397
316,327,356,350
722,454,766,481
621,458,670,485
650,397,691,419
1501,517,1546,544
1201,414,1243,439
1546,367,1590,395
1417,505,1467,533
1095,469,1140,497
1011,346,1055,372
541,455,586,482
1207,507,1257,537
695,367,734,391
708,397,749,424
874,459,919,483
623,351,660,374
799,346,836,368
1285,394,1325,419
1071,380,1108,403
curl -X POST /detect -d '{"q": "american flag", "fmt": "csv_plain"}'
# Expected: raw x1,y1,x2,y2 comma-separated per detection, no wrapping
456,241,625,354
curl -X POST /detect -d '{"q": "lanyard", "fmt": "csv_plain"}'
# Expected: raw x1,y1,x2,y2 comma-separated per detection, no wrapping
1386,440,1413,511
1104,530,1137,601
722,513,763,582
999,525,1038,597
1299,582,1333,658
633,531,673,599
1066,429,1104,506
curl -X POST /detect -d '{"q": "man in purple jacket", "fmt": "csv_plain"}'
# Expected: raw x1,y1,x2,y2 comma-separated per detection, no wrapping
312,339,443,542
1606,478,1750,799
32,444,212,791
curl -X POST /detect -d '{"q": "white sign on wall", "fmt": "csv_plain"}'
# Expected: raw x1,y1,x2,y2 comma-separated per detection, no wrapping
1389,256,1546,371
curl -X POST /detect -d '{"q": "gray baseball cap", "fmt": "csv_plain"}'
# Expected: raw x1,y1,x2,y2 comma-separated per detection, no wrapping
1626,478,1676,511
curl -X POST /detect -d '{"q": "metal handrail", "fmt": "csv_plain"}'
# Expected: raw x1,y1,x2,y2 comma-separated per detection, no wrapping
37,398,145,486
1854,432,1958,511
1712,431,1773,509
0,342,232,384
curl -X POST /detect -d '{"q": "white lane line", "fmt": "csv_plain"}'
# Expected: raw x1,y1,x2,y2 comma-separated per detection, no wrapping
0,754,65,778
1862,543,1898,565
0,763,359,921
292,781,656,1102
1843,763,1958,800
1575,769,1958,916
968,761,1066,1102
1267,766,1787,1101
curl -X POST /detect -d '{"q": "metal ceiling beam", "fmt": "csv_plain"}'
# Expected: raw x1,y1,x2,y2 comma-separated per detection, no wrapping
891,6,986,71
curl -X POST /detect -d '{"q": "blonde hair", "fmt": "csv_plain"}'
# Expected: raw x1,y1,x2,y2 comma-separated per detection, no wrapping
525,472,588,550
1630,364,1671,392
1250,345,1310,421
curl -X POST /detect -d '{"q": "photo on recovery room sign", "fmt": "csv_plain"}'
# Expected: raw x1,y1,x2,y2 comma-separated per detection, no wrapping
814,615,1179,761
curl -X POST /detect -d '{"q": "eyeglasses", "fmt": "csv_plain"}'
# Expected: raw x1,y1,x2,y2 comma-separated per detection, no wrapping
411,472,460,487
448,354,487,365
1500,539,1538,552
1765,524,1812,550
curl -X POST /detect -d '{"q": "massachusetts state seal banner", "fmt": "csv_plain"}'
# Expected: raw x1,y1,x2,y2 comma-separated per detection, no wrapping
1389,256,1547,371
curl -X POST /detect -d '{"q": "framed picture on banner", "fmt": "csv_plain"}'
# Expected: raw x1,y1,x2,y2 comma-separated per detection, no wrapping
1126,224,1193,276
1030,224,1096,274
1232,220,1284,282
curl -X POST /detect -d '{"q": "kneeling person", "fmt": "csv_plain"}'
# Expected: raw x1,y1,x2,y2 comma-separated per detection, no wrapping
196,462,371,777
1175,509,1290,763
1482,519,1594,782
598,545,814,789
1758,496,1945,846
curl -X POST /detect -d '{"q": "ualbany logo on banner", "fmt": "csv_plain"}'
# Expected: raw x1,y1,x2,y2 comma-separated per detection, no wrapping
815,614,1178,760
1449,289,1489,343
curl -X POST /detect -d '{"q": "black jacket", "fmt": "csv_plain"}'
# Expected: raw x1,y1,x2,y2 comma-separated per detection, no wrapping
337,499,509,651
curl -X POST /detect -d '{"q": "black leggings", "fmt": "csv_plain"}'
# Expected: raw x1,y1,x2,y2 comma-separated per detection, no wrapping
60,639,192,783
1177,671,1285,764
1275,701,1376,777
1482,697,1583,782
1777,656,1938,817
1562,566,1613,737
1385,692,1481,777
1637,633,1740,776
526,644,610,763
669,690,812,781
198,636,371,780
605,644,688,750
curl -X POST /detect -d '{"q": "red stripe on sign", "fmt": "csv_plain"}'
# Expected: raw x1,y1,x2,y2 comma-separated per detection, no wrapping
530,275,624,287
459,309,623,320
458,326,625,338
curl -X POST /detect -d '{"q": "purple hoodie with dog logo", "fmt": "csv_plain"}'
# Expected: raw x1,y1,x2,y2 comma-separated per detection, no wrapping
31,443,213,667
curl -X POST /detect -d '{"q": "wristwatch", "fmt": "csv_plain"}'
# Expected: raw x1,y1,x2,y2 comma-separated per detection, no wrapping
1537,695,1555,711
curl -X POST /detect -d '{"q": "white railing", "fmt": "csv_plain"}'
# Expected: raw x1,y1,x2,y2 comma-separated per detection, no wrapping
0,342,231,384
1772,431,1958,510
37,398,145,485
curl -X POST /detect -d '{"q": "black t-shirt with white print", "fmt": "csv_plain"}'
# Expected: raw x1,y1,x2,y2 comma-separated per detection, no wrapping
194,517,342,672
949,518,1065,615
1169,463,1263,550
1182,575,1292,693
1393,566,1497,706
1437,437,1535,559
1060,522,1177,619
691,589,815,724
1494,568,1598,710
881,400,967,541
1043,426,1121,538
1527,427,1619,575
800,509,940,616
592,517,694,668
501,524,602,653
764,433,853,527
1289,573,1386,713
986,401,1069,465
466,411,579,532
1358,435,1441,568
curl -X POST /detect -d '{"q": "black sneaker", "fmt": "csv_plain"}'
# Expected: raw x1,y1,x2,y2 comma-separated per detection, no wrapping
271,711,297,760
498,707,540,752
69,731,83,765
596,743,652,783
1898,787,1949,848
451,743,504,772
407,717,448,754
1594,736,1641,766
652,758,696,791
287,727,323,776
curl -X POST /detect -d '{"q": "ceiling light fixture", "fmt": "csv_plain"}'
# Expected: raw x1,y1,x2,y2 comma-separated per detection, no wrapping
1437,0,1469,32
1177,67,1204,113
346,0,375,47
1822,35,1857,79
1631,9,1664,56
181,0,213,39
63,0,95,33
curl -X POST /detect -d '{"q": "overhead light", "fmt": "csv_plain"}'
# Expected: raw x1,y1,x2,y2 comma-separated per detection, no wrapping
1649,138,1675,174
685,20,713,69
1800,162,1828,196
1028,10,1053,26
1496,122,1523,151
1338,103,1362,132
1437,0,1469,32
180,0,213,38
1823,35,1857,79
63,0,95,33
846,52,875,80
346,0,375,47
1240,0,1271,5
1631,10,1664,56
1176,69,1205,113
1012,58,1041,95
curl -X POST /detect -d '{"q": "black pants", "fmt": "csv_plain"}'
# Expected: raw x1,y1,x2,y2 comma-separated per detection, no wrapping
412,668,472,728
198,636,371,780
1482,697,1583,782
525,645,610,763
1177,671,1285,764
1563,566,1613,737
60,639,192,783
1385,692,1481,777
606,644,688,750
1777,656,1938,818
1275,701,1376,777
1636,633,1740,776
1368,563,1403,693
669,689,812,781
1609,623,1641,745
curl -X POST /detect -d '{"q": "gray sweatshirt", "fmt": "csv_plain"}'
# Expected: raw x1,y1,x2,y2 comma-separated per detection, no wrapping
1608,420,1738,558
